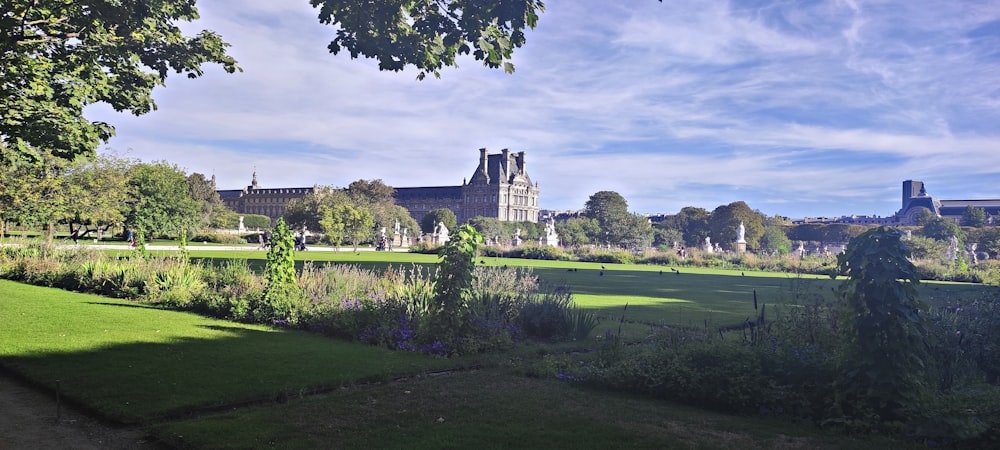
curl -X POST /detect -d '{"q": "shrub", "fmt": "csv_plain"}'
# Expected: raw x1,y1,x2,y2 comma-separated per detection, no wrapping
517,287,574,339
573,248,634,264
190,233,248,245
516,244,570,261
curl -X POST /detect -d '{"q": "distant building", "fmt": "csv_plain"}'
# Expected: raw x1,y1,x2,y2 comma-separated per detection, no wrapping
894,180,1000,226
393,148,540,225
217,148,541,225
791,181,999,227
217,172,313,221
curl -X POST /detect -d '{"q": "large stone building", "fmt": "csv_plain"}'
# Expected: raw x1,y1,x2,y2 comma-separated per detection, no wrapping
217,172,314,220
894,180,1000,226
393,148,541,224
216,148,541,225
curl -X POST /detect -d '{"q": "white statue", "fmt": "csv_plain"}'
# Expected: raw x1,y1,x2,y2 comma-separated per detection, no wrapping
948,235,960,260
704,236,713,253
436,222,449,244
380,226,386,238
541,217,559,247
513,227,522,246
394,219,400,235
736,221,746,243
238,216,246,232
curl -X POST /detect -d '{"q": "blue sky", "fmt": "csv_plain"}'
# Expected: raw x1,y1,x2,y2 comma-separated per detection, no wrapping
86,0,1000,219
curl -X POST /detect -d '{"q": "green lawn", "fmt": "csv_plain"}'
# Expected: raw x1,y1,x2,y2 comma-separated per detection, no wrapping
0,264,969,448
181,250,995,331
0,280,454,423
151,368,911,450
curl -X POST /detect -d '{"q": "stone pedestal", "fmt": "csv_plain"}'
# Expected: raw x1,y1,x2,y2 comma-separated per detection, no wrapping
736,241,747,254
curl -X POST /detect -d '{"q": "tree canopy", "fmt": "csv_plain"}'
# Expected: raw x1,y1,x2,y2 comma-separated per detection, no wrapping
125,161,200,238
708,201,763,250
1,0,239,160
422,208,457,234
309,0,544,80
960,206,987,227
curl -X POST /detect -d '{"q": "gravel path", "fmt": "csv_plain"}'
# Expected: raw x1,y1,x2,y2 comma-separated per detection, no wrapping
0,374,163,449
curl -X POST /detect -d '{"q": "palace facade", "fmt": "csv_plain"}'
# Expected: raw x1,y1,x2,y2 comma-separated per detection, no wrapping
217,172,314,220
394,148,540,224
216,148,541,225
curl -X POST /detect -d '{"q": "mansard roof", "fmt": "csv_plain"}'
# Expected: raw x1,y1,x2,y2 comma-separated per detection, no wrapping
393,185,463,199
217,189,243,200
939,199,1000,216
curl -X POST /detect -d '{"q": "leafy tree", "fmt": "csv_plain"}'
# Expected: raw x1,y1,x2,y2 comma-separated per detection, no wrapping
671,206,711,248
583,190,643,248
340,203,375,252
913,208,936,226
904,235,947,260
786,223,868,243
1,1,239,160
0,144,69,245
309,0,544,79
583,191,629,226
468,216,508,245
283,186,350,232
63,154,132,240
422,208,457,234
833,227,929,424
758,225,791,255
187,173,227,230
124,161,200,239
921,216,963,242
317,205,345,250
652,225,683,250
318,203,376,251
709,201,763,250
555,217,599,247
347,178,396,233
617,213,654,251
960,205,987,227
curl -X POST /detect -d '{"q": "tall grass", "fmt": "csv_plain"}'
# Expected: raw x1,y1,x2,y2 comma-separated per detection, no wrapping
0,245,590,355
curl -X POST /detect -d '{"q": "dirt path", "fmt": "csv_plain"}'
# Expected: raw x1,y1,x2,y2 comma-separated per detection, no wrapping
0,374,163,449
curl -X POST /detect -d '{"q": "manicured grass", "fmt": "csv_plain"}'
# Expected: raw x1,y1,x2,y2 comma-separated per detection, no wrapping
0,280,454,423
160,249,998,331
184,250,993,326
150,368,913,450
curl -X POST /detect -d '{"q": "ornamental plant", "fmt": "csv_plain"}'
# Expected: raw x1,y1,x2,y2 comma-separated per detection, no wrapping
428,224,483,343
830,226,930,428
257,218,302,322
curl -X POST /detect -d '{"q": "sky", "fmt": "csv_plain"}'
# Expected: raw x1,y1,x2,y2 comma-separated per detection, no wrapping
86,0,1000,220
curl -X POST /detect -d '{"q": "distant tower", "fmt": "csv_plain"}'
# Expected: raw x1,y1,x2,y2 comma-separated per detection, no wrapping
902,180,924,209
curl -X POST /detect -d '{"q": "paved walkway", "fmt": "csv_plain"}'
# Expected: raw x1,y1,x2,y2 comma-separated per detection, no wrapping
33,243,411,253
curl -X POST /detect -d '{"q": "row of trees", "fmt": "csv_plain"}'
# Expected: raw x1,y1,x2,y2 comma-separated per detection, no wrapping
282,180,418,251
0,148,230,243
552,192,791,254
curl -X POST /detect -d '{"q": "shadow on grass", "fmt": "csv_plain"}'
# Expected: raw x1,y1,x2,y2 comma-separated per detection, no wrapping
1,326,450,425
84,301,160,310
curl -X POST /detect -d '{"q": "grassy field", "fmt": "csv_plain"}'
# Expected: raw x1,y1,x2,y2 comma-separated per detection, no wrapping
0,280,455,423
172,249,995,332
1,279,922,449
150,368,910,450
